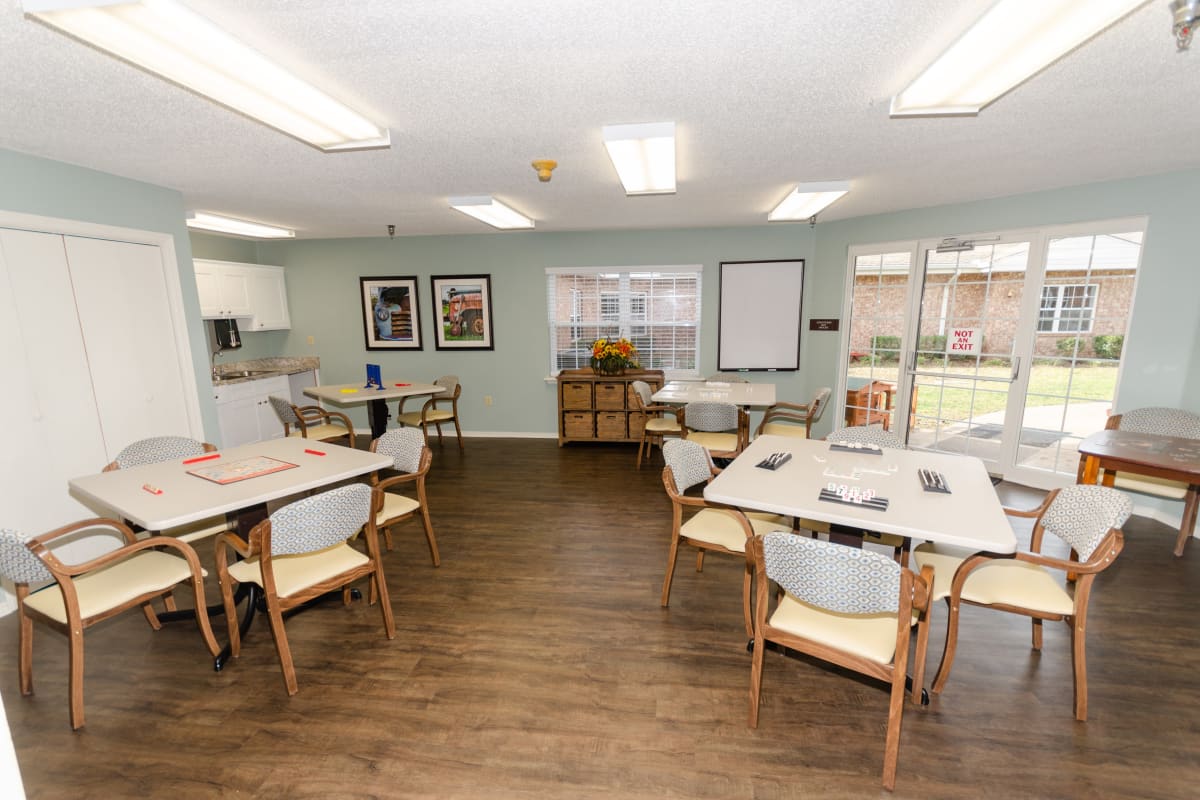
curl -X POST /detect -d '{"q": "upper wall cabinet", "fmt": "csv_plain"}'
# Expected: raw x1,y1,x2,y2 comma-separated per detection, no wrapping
194,258,290,329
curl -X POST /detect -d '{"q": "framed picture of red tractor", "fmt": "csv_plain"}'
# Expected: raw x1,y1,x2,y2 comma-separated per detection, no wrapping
431,274,494,350
360,276,422,350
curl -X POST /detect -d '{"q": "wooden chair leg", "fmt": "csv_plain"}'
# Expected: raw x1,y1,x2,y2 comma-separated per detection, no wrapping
660,534,682,608
1031,618,1043,650
186,578,220,658
636,434,646,468
931,597,960,694
881,661,907,791
141,601,163,630
1070,615,1088,721
219,578,243,659
18,612,33,696
162,592,178,613
381,524,394,552
740,562,753,639
911,615,930,703
1175,486,1198,557
695,550,705,572
264,600,298,696
434,421,444,445
420,505,440,567
67,621,85,730
373,571,396,639
452,417,464,451
748,629,766,728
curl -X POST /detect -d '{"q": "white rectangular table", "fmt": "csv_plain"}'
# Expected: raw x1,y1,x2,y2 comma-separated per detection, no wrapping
704,434,1016,553
69,437,391,532
304,380,444,440
68,437,392,669
652,380,777,408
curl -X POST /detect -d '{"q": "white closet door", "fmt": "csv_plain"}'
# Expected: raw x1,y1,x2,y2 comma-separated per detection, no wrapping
0,229,109,533
65,236,193,456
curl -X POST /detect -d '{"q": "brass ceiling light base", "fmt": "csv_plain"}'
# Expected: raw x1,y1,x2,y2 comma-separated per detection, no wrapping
531,159,558,182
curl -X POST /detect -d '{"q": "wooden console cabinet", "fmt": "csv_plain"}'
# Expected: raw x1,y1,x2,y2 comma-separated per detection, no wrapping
557,369,665,446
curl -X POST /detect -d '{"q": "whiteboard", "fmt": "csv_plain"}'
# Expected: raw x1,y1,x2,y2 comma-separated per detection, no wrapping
717,260,804,371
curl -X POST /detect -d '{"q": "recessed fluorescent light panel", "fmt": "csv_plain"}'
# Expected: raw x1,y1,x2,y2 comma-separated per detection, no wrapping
602,122,676,195
767,182,850,222
891,0,1150,116
186,212,295,239
449,196,535,230
23,0,390,152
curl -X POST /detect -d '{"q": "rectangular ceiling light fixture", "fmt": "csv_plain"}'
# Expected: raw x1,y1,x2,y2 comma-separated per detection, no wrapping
767,182,850,222
602,122,676,195
23,0,390,152
186,212,295,239
890,0,1150,117
449,196,535,230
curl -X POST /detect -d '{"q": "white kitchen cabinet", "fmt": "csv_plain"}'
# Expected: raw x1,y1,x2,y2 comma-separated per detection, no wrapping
195,258,253,318
214,375,290,448
244,265,291,330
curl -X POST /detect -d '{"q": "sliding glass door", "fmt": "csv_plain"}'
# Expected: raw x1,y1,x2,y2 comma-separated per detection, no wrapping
842,219,1144,489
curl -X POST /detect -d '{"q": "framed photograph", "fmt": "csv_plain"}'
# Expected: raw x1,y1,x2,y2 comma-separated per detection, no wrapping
431,274,494,350
360,276,422,350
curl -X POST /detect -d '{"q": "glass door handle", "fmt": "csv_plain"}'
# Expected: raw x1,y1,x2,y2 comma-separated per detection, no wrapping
1010,356,1021,382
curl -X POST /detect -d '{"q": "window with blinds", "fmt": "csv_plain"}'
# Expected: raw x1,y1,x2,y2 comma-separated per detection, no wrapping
546,266,702,377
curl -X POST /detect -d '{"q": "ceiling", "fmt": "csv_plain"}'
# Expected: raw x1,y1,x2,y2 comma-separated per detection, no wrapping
1,1,1196,240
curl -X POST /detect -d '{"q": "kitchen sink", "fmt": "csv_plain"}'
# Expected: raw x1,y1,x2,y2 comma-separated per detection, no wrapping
214,369,278,381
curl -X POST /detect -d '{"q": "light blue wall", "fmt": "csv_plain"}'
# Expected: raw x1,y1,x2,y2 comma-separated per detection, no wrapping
257,227,817,433
812,169,1200,423
0,148,218,439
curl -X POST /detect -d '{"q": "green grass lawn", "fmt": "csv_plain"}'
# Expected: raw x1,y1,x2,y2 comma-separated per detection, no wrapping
848,362,1118,424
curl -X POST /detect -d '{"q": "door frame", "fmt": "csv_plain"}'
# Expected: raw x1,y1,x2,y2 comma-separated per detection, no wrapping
839,216,1146,487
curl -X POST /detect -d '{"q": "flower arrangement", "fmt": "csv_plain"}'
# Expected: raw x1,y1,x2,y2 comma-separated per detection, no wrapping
590,337,640,375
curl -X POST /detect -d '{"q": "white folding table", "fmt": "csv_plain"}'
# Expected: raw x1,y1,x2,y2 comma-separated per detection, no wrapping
652,380,776,408
304,380,444,440
704,434,1015,553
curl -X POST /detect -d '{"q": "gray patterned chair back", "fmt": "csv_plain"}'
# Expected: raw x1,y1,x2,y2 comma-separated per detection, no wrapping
1040,485,1132,561
0,529,53,584
826,425,906,450
1118,407,1200,440
685,401,739,433
374,428,425,474
630,381,652,410
268,396,299,425
662,439,714,494
761,532,900,614
435,375,460,394
113,436,207,468
267,483,372,557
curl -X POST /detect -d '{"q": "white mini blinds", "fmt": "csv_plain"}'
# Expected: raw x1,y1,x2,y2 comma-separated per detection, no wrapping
546,267,701,378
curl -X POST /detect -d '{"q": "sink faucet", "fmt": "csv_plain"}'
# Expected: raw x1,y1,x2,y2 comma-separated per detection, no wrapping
211,347,224,381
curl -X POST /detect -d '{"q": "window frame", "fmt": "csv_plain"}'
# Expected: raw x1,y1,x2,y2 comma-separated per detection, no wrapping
1037,283,1099,333
546,265,702,379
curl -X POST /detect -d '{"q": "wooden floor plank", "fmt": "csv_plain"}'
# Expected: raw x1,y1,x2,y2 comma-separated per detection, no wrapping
3,438,1198,798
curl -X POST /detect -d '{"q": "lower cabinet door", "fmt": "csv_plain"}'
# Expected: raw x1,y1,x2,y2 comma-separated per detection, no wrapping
217,396,260,449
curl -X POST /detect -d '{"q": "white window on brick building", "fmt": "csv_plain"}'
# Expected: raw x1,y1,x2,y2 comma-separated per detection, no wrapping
546,267,701,377
1038,284,1098,333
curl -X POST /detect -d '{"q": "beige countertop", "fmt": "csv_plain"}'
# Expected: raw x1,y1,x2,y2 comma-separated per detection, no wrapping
211,356,320,385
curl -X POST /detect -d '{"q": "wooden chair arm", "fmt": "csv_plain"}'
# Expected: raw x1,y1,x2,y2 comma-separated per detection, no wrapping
376,471,424,493
643,403,679,418
913,563,934,612
297,407,353,431
30,519,204,579
1002,490,1056,519
766,401,812,415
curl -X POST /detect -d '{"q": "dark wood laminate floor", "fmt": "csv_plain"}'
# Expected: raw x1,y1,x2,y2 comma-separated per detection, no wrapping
4,438,1199,799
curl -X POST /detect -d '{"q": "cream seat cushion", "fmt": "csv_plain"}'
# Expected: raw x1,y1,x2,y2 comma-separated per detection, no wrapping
227,543,369,598
913,542,1073,616
398,409,454,426
645,417,681,433
682,510,786,552
1113,473,1189,500
759,421,809,438
24,551,196,625
376,491,420,523
686,431,739,452
769,593,902,665
162,515,230,544
289,424,350,441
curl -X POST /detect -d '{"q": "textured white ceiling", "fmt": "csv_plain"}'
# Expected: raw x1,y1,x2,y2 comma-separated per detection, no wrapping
0,1,1196,239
